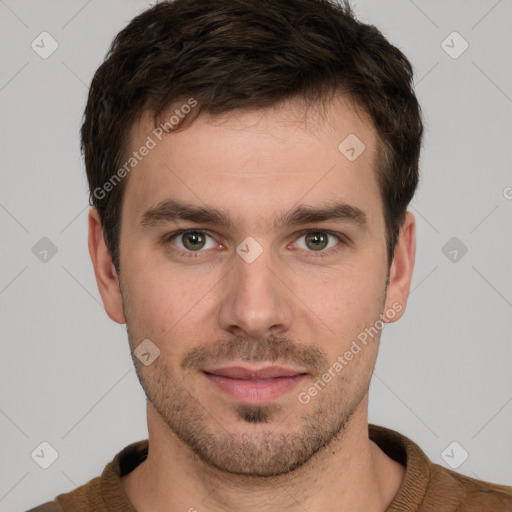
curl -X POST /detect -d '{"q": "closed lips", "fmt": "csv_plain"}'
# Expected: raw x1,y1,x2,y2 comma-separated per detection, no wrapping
203,366,307,380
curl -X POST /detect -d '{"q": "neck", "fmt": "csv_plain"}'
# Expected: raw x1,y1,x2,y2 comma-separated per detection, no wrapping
122,397,405,512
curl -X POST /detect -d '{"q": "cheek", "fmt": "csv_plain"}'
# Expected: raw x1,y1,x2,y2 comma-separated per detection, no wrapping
301,263,384,320
122,254,220,341
294,266,385,369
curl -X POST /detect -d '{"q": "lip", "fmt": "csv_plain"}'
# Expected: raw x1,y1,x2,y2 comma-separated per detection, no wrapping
204,365,306,379
203,365,308,404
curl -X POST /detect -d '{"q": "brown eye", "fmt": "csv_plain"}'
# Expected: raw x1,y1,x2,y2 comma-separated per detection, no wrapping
304,231,329,251
168,230,216,252
293,230,344,256
181,231,206,250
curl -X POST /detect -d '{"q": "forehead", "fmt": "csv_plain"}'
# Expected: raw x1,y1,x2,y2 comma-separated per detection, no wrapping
120,95,381,232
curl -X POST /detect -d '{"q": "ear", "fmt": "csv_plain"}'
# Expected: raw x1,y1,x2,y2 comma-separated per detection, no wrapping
383,211,416,322
88,207,126,324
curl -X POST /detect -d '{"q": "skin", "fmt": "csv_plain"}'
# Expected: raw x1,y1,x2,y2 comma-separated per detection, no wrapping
88,94,415,512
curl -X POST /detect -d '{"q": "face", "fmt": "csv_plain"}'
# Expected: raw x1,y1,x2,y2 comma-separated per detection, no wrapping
90,95,414,477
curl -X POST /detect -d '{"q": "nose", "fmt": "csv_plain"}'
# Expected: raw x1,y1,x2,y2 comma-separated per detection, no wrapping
217,245,294,340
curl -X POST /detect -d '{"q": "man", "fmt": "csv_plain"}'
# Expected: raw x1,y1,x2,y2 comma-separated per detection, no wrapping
27,0,512,510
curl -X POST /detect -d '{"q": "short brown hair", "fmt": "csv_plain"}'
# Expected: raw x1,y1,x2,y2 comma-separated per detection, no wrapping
81,0,423,273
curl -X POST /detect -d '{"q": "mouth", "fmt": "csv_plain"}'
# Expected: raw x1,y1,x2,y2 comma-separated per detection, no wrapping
202,365,309,404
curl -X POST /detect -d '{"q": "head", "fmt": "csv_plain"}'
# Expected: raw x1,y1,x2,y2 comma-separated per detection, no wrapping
86,0,421,477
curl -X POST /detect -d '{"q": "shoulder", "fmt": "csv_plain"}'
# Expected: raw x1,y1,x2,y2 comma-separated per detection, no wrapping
426,463,512,511
23,464,100,512
369,424,512,511
24,502,61,512
23,440,147,512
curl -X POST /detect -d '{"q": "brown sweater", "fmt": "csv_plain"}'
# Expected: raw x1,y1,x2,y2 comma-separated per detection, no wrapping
26,424,512,511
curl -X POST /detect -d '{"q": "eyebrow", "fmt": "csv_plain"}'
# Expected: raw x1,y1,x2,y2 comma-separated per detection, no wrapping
139,199,368,232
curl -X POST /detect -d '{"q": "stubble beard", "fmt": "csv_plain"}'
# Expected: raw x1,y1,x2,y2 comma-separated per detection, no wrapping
119,277,381,479
130,338,364,477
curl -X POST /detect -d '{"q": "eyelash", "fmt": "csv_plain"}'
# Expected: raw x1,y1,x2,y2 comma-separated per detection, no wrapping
163,229,346,259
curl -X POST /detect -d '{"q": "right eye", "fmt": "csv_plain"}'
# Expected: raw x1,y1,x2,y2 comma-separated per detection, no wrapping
165,229,219,255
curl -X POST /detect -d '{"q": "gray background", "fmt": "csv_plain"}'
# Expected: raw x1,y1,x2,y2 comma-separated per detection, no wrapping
1,0,511,510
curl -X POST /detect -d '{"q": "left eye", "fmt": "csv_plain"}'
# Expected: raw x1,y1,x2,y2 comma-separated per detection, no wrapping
293,230,342,253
